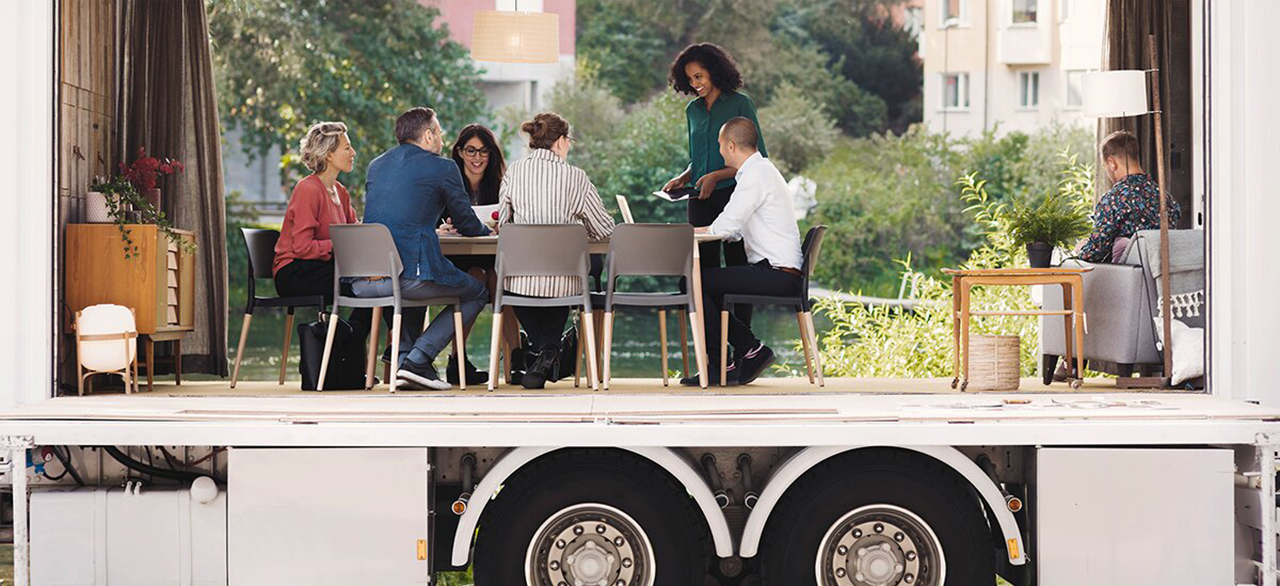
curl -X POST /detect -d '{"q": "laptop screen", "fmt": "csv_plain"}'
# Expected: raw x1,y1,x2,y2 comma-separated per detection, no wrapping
615,195,635,224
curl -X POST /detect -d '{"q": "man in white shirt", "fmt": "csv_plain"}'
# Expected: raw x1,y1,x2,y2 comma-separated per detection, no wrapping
683,117,804,386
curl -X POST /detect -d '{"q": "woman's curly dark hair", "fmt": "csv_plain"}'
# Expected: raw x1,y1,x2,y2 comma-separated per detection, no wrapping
668,43,744,96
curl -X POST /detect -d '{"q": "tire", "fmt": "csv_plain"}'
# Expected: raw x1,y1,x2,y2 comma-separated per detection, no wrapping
473,448,709,586
759,448,995,586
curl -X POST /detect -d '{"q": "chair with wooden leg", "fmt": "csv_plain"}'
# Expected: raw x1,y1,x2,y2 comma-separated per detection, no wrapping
720,225,828,387
488,224,600,391
321,224,465,392
230,229,327,388
600,224,697,390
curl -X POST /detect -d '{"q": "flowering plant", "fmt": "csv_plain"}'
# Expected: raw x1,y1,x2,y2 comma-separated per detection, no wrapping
120,146,184,194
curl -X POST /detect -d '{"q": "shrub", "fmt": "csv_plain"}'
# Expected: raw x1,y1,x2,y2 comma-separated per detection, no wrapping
811,155,1096,378
758,83,840,175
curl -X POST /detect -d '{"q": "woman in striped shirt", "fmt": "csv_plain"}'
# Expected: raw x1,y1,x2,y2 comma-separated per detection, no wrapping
498,112,615,389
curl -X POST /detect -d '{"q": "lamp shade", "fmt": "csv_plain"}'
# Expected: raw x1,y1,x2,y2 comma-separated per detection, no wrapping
471,10,559,64
1082,70,1149,118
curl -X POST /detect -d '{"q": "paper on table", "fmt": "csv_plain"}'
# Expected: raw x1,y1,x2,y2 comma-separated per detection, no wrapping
472,204,500,224
652,187,696,202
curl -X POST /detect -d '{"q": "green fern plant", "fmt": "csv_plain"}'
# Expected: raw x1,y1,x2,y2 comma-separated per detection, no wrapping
1003,152,1093,249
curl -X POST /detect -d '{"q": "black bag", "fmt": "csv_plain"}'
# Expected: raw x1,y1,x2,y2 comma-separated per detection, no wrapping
297,317,367,391
552,325,579,381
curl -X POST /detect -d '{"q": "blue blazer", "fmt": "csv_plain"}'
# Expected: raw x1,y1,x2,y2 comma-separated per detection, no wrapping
363,143,491,288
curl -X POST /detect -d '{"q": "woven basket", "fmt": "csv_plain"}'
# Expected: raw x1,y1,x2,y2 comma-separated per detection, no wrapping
968,335,1021,391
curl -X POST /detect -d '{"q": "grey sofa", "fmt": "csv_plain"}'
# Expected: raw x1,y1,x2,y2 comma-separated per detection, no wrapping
1041,229,1205,383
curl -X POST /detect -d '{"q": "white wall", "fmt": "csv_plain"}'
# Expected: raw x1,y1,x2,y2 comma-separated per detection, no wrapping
1208,0,1280,405
0,2,55,407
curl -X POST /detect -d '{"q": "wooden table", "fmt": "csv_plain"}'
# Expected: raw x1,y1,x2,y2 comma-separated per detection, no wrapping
438,233,722,389
942,267,1092,391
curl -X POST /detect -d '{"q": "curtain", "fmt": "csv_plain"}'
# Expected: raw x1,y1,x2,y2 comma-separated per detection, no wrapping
118,0,229,375
1099,0,1193,227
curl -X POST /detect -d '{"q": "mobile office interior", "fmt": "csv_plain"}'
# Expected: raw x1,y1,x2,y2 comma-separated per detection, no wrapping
1,1,1280,585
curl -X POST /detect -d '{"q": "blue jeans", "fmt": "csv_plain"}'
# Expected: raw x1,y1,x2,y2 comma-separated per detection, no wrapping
350,275,489,366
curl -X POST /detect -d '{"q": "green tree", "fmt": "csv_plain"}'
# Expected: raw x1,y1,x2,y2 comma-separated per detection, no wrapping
207,0,486,206
758,83,839,175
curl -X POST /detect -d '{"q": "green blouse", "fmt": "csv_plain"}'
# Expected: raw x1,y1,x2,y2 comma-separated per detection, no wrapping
686,90,768,192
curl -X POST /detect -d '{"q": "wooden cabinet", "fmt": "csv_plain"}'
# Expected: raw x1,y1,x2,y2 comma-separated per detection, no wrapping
66,224,195,336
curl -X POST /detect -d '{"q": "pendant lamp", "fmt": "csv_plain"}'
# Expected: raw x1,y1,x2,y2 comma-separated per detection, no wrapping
1081,70,1149,118
472,4,559,64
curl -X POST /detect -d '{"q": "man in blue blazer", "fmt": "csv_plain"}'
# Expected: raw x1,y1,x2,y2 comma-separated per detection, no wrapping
356,107,492,390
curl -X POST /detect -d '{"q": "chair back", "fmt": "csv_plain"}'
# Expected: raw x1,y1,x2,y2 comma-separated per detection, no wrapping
800,225,828,293
496,224,590,279
606,224,693,282
77,304,137,371
330,224,404,281
242,228,280,280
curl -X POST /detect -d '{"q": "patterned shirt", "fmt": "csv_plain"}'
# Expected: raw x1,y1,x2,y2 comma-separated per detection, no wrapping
1079,173,1181,263
497,148,615,298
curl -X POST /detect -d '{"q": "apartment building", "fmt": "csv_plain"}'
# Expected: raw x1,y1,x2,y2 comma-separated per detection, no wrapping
921,0,1104,137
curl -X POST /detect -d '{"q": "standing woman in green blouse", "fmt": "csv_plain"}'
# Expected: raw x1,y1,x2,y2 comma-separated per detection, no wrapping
663,43,768,324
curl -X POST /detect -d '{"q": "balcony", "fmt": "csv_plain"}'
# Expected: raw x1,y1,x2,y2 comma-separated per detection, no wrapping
997,25,1052,65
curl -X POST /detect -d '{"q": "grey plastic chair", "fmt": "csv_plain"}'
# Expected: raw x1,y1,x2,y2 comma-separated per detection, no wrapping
231,228,327,388
488,224,600,391
720,225,828,387
322,224,466,392
601,224,696,388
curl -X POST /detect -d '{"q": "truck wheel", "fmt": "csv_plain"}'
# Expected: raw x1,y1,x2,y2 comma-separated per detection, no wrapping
473,449,708,586
759,448,994,586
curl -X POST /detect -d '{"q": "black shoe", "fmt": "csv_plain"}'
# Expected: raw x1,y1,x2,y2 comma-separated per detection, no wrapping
446,355,489,386
521,347,559,390
396,357,451,390
734,344,776,386
679,362,739,387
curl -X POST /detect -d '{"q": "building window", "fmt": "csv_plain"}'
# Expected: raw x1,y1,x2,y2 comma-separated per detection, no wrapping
1065,70,1084,108
1012,0,1038,24
941,0,966,27
1019,71,1040,108
942,73,970,110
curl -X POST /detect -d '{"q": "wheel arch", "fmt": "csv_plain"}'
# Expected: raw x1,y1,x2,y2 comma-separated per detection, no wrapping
450,446,736,567
737,445,1027,566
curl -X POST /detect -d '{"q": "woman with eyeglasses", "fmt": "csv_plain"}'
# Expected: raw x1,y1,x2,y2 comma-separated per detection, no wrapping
497,112,615,389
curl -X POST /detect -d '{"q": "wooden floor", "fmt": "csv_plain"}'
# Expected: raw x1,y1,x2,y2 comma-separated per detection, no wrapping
94,376,1141,398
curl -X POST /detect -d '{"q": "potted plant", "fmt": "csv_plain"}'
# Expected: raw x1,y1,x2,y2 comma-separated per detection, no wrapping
1006,191,1092,268
86,148,192,260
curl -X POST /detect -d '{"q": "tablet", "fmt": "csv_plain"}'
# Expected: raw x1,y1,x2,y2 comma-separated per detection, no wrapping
652,186,697,201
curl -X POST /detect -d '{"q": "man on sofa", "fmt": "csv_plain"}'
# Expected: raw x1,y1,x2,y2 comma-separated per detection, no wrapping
1076,130,1181,263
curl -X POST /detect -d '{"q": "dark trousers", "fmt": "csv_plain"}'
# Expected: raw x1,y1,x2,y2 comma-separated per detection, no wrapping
273,258,425,346
689,185,752,325
513,306,571,351
701,260,802,361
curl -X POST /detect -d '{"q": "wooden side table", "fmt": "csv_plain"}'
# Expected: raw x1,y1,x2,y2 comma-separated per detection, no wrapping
942,268,1092,391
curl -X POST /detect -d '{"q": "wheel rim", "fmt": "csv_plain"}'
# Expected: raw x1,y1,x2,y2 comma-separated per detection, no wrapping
525,503,656,586
814,504,945,586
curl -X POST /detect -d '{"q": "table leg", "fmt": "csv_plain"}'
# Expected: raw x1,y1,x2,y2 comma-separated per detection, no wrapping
951,276,961,388
658,310,668,387
1071,278,1086,389
279,313,294,385
145,337,154,392
1060,283,1074,381
679,310,690,378
690,244,709,389
173,339,182,385
959,282,971,391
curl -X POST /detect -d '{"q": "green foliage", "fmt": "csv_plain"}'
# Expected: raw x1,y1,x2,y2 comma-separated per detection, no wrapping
758,84,839,175
812,153,1098,378
575,0,673,103
804,124,1097,295
207,0,486,206
1004,186,1092,249
88,175,196,260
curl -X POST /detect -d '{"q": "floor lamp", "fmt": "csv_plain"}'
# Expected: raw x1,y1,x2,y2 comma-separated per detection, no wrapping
1082,34,1174,387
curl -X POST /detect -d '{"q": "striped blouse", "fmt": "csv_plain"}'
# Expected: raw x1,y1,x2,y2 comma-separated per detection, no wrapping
497,148,615,298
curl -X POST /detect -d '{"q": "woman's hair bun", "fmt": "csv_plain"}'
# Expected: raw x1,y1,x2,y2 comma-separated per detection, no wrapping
522,113,570,151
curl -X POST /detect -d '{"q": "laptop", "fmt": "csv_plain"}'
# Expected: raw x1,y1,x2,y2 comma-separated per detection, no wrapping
614,195,635,224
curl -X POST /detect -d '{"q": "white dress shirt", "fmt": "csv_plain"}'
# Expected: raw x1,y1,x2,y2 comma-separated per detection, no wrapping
708,151,803,270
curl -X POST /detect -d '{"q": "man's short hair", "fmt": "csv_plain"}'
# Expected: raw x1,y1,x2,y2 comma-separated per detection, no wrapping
1101,130,1140,161
721,116,759,151
395,107,437,144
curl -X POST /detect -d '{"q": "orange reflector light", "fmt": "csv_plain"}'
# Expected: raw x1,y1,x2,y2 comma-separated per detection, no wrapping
451,500,468,515
1006,496,1023,513
1007,538,1020,560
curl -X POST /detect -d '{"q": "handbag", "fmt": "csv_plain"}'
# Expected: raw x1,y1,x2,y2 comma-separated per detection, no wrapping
297,316,368,391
